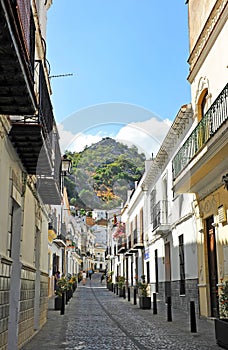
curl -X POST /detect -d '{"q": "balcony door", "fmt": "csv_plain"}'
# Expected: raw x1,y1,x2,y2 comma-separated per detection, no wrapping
206,216,219,317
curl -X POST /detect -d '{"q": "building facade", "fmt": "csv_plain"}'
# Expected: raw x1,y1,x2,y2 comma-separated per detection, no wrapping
173,0,228,318
141,105,199,313
0,1,61,349
111,105,198,313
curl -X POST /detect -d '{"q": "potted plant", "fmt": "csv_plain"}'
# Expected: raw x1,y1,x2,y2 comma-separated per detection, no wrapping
70,275,78,292
66,279,73,302
137,275,151,309
107,271,114,291
215,279,228,349
117,276,125,297
55,276,68,310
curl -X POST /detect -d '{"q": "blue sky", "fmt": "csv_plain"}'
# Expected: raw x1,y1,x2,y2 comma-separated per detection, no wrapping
47,1,190,156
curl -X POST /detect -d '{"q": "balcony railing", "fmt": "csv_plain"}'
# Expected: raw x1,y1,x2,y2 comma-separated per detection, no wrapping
152,200,169,231
133,228,144,249
53,234,66,247
36,131,61,204
0,0,36,114
118,238,127,254
173,83,228,179
127,234,138,253
9,61,57,174
9,60,61,204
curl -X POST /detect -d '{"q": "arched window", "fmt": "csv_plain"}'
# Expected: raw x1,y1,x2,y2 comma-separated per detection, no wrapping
197,88,208,122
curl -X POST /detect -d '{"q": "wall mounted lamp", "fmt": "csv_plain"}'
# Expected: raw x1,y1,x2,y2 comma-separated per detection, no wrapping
61,154,72,176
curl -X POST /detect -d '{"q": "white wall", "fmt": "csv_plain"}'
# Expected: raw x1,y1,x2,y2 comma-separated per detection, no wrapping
191,21,228,114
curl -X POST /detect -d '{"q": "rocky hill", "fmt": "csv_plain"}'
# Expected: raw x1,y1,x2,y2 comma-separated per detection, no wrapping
65,137,146,210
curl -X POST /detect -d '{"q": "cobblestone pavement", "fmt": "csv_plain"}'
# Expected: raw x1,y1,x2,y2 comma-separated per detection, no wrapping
22,273,220,350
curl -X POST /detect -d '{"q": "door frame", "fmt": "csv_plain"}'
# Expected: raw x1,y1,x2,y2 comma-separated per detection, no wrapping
205,216,219,317
165,242,171,302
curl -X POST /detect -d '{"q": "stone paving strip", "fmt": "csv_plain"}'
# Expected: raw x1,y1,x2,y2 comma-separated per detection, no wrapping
22,276,220,350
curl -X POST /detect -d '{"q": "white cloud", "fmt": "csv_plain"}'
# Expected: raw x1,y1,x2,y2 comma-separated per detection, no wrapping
115,117,171,158
57,123,76,153
58,117,172,157
67,133,103,153
58,123,103,153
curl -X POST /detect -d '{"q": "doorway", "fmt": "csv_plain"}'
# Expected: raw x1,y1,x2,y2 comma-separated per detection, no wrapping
8,201,22,349
165,242,171,302
34,229,41,330
146,261,150,283
206,216,219,317
155,249,159,293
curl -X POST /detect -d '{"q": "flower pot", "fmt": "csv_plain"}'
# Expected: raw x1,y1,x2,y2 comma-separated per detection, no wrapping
54,296,62,310
139,296,151,309
119,288,124,297
66,289,73,302
215,319,228,349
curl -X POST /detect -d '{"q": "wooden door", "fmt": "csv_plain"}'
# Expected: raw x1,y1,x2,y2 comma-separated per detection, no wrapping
165,242,171,302
206,216,219,317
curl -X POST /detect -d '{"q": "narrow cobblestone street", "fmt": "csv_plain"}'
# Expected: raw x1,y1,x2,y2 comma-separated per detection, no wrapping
22,273,220,350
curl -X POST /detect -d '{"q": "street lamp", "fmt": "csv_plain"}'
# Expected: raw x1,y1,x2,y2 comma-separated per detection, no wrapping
60,154,72,315
61,154,72,176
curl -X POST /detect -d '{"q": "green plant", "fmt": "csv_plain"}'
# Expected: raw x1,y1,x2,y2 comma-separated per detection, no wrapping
70,275,77,284
137,275,149,297
219,280,228,318
56,276,73,296
55,277,67,296
107,271,114,284
117,276,125,289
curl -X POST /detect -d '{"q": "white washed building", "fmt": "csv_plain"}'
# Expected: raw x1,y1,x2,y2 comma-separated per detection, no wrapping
0,1,61,348
141,105,199,312
111,104,200,313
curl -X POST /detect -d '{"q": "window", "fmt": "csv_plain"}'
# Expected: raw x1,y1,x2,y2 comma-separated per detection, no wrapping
146,261,150,283
155,249,159,293
135,257,138,282
197,89,209,122
140,208,144,243
134,215,137,244
150,189,156,224
179,234,185,295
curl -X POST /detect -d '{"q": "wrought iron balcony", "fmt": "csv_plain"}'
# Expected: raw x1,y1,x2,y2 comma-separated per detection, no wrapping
152,200,170,234
0,0,36,114
173,83,228,180
128,234,138,254
36,139,61,204
133,228,144,249
9,61,61,204
118,238,127,254
9,61,54,174
53,234,66,248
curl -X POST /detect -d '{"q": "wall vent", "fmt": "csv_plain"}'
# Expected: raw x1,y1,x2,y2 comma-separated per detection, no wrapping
218,205,227,223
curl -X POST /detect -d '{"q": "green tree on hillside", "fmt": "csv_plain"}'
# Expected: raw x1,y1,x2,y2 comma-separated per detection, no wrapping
64,138,146,209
